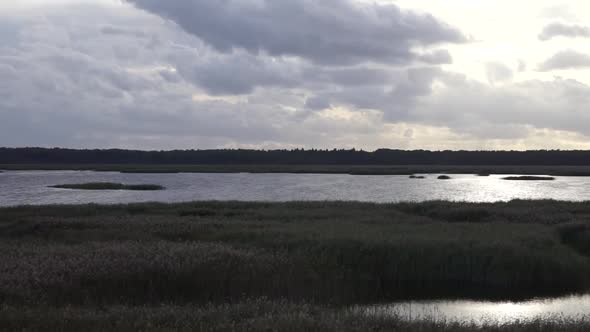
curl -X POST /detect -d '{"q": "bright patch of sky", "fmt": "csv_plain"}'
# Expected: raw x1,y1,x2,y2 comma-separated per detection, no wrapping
392,0,590,84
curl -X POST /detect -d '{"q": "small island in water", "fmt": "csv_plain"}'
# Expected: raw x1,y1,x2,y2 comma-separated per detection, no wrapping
50,182,165,191
502,176,556,181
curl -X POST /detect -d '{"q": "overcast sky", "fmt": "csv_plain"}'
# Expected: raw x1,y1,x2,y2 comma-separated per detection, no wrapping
1,0,590,150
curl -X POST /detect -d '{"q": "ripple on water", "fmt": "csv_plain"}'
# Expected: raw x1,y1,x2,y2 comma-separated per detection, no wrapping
3,171,590,206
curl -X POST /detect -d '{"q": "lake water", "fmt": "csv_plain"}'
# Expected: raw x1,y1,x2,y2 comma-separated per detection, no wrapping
2,170,590,206
359,295,590,325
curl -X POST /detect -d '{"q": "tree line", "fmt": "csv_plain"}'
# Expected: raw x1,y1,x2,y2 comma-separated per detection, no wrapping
3,147,590,165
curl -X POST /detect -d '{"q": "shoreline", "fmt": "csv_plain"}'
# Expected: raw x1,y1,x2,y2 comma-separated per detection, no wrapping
4,164,590,176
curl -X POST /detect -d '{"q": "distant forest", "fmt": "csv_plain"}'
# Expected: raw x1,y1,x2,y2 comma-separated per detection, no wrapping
4,147,590,165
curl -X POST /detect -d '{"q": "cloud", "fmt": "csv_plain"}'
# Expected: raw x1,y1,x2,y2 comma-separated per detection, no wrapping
302,66,445,122
300,65,590,141
3,0,590,151
125,0,466,66
485,62,514,83
1,2,412,150
538,5,576,20
178,51,302,95
538,50,590,71
305,96,332,110
170,47,407,95
410,75,590,139
100,25,149,38
302,66,403,87
417,49,453,65
0,4,288,147
539,22,590,41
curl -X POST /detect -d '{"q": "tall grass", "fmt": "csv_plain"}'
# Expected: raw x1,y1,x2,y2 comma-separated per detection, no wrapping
1,201,590,306
2,200,590,330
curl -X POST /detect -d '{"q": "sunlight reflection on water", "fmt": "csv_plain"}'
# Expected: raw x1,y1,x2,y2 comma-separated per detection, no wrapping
359,295,590,325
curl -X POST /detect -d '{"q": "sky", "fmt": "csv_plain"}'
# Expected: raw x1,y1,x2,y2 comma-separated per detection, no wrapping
1,0,590,151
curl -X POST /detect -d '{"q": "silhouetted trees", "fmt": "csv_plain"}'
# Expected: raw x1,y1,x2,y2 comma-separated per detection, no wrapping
2,147,590,165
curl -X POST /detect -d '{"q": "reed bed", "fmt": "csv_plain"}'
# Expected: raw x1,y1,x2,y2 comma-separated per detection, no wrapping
1,200,590,330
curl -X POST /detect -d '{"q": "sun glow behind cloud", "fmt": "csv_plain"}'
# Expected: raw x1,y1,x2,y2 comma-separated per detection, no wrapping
392,0,590,84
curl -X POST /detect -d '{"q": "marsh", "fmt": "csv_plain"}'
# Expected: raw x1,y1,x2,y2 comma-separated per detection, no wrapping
1,200,590,330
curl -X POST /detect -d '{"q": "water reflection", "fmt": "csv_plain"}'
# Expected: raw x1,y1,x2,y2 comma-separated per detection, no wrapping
360,295,590,325
3,171,590,206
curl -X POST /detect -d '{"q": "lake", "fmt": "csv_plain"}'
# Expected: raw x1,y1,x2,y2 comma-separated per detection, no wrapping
359,295,590,325
2,170,590,206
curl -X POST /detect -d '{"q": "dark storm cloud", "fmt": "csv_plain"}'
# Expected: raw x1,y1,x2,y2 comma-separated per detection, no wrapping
539,22,590,41
539,50,590,71
125,0,466,66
